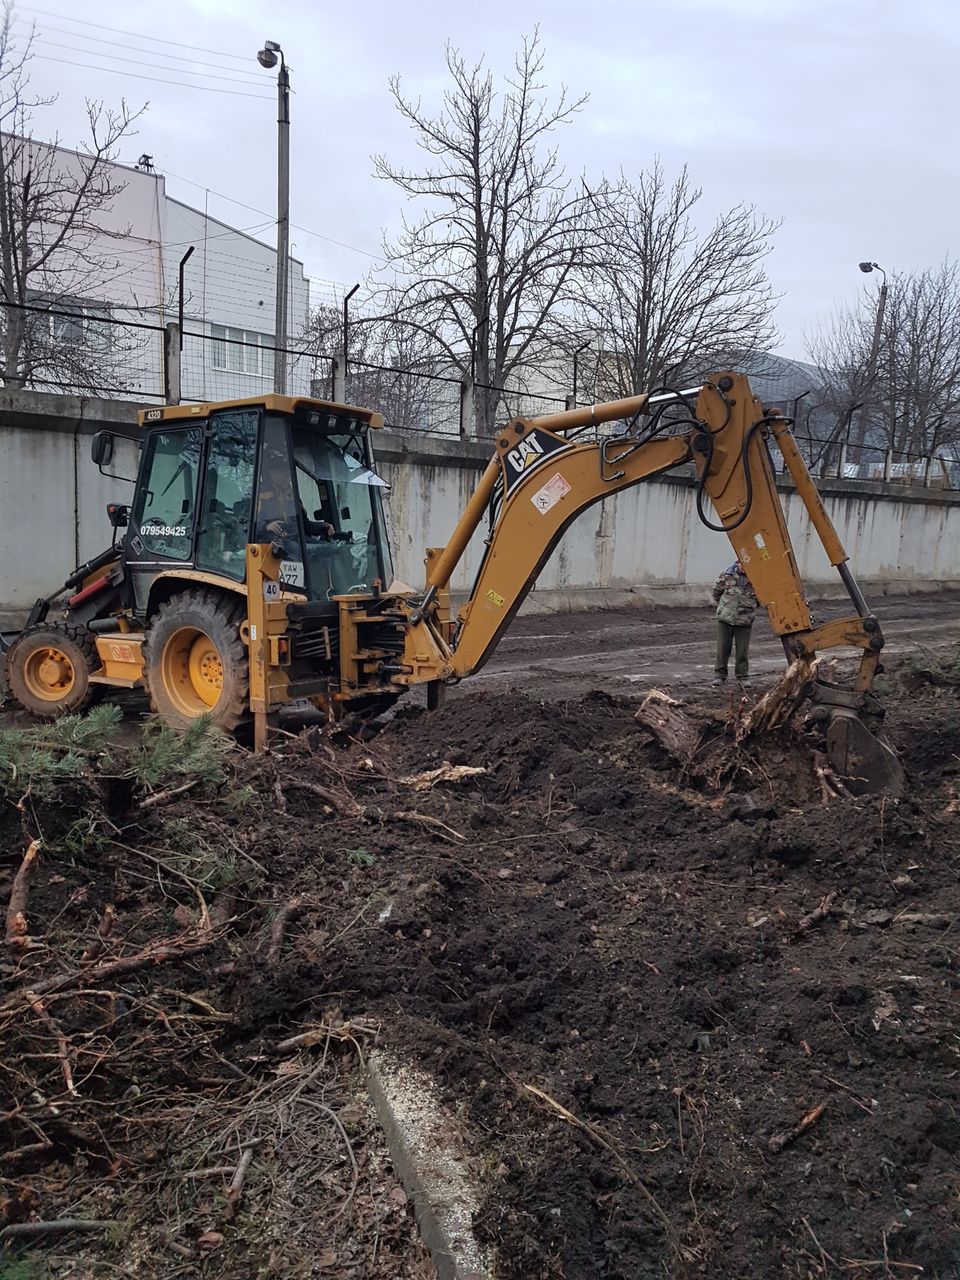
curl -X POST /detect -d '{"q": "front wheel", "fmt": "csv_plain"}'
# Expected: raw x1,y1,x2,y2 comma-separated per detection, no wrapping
145,590,248,731
6,622,101,718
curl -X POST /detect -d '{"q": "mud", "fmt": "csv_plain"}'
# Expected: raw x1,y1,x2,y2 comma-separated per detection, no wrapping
2,653,959,1279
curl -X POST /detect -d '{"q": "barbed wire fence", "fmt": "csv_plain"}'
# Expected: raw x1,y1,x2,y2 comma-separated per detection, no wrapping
1,299,957,489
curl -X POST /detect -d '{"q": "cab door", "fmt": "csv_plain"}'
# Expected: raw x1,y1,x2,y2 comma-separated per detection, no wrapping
195,408,258,583
126,426,204,613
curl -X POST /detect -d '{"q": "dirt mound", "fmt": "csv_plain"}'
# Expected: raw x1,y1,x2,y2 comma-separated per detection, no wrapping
2,671,959,1278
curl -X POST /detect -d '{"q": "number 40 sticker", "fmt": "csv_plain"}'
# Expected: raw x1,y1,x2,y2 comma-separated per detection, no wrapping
263,581,281,601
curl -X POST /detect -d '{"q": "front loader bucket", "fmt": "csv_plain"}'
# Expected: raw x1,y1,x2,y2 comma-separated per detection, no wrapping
826,708,905,797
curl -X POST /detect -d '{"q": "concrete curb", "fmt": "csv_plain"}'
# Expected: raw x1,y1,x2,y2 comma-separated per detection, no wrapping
366,1050,494,1280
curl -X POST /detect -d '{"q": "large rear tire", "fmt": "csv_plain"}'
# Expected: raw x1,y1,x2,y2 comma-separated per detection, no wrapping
6,622,100,718
145,590,248,731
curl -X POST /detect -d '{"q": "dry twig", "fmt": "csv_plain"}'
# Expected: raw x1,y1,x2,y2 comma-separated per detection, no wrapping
517,1081,679,1246
768,1101,828,1153
395,810,466,842
224,1145,255,1218
1,933,218,1011
141,779,199,810
1,1219,114,1239
273,1020,380,1056
282,778,363,816
797,892,838,933
399,762,486,791
25,991,76,1096
81,902,116,962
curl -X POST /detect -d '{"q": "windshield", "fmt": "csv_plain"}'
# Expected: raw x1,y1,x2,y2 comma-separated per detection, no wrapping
291,425,390,600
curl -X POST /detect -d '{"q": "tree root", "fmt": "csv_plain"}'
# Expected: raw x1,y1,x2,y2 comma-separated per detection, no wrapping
6,838,42,952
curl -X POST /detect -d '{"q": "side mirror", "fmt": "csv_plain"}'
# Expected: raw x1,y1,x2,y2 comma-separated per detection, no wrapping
91,431,115,468
106,502,129,529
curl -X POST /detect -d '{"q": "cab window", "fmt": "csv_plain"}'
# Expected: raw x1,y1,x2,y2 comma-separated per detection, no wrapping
254,416,305,591
134,429,202,561
291,425,388,599
196,410,258,581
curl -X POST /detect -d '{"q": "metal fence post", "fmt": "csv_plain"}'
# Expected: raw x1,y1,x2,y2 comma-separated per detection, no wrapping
883,448,893,483
460,376,475,437
564,393,575,411
838,440,848,479
923,454,933,487
332,354,346,404
163,322,182,405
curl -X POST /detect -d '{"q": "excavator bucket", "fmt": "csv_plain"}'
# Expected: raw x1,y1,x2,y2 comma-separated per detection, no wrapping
825,708,905,797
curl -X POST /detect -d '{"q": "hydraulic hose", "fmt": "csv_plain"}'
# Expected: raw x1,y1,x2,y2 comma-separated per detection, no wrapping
694,417,770,534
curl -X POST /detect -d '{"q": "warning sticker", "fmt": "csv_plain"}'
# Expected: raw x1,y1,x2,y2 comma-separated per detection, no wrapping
485,588,505,608
531,472,572,515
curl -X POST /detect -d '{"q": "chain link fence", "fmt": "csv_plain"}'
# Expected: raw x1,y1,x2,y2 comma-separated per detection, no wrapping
2,301,958,488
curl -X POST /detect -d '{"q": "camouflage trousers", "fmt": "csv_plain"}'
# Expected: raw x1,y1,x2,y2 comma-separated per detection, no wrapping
716,620,751,680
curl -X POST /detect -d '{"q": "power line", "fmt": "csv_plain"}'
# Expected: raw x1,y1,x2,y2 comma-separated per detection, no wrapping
14,18,265,80
104,223,277,258
32,53,273,100
160,167,387,262
33,36,270,89
18,4,256,64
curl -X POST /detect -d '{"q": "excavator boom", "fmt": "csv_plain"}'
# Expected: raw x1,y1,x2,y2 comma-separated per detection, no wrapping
391,371,902,794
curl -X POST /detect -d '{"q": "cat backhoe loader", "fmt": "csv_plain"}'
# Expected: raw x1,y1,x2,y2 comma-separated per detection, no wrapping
0,372,901,792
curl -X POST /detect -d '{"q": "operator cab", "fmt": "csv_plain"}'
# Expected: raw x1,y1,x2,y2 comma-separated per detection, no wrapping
93,394,392,618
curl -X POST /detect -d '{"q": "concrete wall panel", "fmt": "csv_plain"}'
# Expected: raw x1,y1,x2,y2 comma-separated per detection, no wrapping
2,394,960,624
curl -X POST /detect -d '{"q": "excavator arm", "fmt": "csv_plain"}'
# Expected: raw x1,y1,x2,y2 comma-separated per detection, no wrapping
394,371,901,794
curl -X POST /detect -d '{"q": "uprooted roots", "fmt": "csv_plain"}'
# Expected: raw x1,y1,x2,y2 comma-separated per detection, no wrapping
635,660,825,802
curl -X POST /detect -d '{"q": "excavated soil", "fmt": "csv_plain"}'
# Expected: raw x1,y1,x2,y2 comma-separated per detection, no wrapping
2,659,959,1279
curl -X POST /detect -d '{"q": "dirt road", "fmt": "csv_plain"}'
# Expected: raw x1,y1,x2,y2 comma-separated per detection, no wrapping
466,590,960,699
1,593,957,729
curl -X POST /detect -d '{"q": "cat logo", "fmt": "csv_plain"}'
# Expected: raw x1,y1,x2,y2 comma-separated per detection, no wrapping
501,429,574,497
506,436,545,476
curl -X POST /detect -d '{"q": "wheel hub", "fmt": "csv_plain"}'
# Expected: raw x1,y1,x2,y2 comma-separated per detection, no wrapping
162,627,225,717
24,646,76,700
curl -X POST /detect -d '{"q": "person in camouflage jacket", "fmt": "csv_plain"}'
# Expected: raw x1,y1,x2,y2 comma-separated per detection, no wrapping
711,561,758,684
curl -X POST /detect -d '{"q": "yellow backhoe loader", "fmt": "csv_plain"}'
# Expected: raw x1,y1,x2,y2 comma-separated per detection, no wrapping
0,372,901,792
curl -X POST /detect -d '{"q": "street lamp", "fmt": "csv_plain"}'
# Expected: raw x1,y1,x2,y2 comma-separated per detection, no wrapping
571,341,590,408
257,40,290,395
342,283,359,401
856,261,889,450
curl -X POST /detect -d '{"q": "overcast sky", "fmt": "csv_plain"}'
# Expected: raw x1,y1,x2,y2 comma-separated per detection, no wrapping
9,0,958,360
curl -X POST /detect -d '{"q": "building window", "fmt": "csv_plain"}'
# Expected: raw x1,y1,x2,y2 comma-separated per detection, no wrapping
210,324,272,376
29,296,111,347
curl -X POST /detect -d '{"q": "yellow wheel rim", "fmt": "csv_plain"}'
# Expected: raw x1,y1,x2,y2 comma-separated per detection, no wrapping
160,627,224,717
22,645,76,702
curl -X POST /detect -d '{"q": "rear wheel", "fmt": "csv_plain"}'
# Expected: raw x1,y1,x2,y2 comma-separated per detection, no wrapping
6,622,100,718
145,590,248,731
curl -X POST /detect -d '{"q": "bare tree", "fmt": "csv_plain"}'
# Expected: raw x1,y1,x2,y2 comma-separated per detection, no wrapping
808,261,960,462
574,163,779,401
307,300,458,432
373,31,591,434
0,3,144,390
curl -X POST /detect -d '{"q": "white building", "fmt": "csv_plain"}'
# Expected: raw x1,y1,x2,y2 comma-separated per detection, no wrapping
1,137,311,402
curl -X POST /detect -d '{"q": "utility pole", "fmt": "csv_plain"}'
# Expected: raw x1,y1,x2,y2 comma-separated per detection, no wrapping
258,40,290,394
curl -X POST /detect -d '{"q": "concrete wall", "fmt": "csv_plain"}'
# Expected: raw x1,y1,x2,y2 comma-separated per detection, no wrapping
375,432,960,612
2,391,960,625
